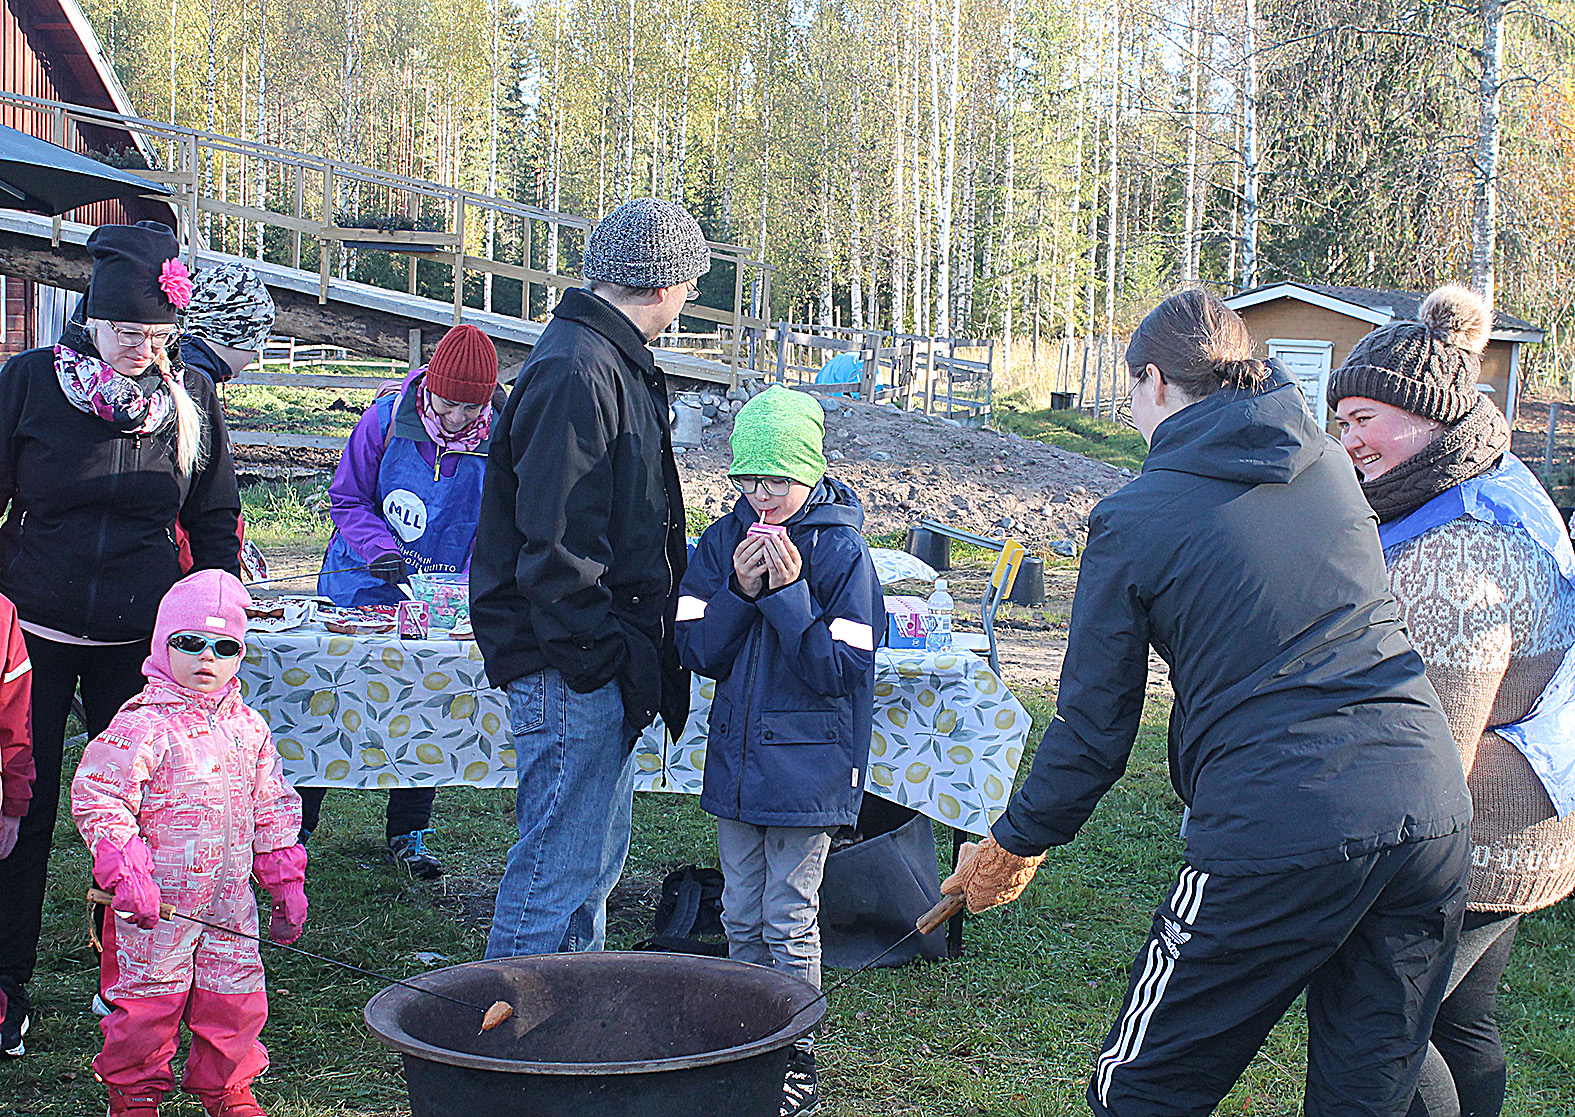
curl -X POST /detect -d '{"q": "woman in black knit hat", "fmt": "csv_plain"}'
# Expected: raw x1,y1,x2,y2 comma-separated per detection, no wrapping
0,222,242,1060
1332,287,1575,1117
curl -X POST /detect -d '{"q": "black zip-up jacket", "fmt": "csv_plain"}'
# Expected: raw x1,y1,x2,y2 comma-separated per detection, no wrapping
0,342,242,642
471,288,689,739
995,368,1471,873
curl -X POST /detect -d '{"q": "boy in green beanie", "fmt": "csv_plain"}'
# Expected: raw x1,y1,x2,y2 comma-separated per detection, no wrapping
674,385,883,1117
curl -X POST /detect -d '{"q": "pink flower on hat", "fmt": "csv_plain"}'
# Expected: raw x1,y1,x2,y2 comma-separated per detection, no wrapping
158,258,193,309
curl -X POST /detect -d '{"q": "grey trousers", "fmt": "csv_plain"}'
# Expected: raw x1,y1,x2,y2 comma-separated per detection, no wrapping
716,819,833,990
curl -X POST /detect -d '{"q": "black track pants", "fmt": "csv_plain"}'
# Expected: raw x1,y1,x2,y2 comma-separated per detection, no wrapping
296,785,437,841
1088,830,1469,1117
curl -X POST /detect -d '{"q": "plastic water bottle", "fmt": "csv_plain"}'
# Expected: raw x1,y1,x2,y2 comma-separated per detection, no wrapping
926,579,954,652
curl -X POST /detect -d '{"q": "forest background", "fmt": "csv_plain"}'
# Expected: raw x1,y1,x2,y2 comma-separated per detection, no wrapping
76,0,1575,393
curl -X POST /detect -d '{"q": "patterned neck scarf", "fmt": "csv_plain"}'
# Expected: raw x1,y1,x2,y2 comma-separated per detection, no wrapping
416,377,492,454
54,344,175,436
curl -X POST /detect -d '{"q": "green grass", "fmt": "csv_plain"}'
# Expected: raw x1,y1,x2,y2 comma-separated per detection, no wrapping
993,405,1149,474
240,481,335,552
8,691,1572,1115
221,385,374,440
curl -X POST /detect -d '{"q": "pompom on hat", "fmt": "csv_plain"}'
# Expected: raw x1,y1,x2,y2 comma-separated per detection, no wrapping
583,198,710,290
1326,284,1494,423
144,569,252,686
83,222,185,325
425,325,498,405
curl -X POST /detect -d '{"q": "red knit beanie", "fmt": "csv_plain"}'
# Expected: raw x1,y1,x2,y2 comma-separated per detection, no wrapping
425,325,498,404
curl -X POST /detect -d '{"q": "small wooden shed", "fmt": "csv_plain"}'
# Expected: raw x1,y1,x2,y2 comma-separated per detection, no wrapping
1223,283,1545,426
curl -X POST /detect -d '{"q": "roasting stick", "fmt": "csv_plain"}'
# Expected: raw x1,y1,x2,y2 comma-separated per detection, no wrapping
87,888,515,1031
242,564,369,590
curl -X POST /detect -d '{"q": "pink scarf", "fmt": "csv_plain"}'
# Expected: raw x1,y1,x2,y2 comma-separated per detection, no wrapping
54,344,175,435
415,377,492,454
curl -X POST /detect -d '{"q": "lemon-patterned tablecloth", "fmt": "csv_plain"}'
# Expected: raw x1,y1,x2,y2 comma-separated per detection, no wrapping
240,634,1029,836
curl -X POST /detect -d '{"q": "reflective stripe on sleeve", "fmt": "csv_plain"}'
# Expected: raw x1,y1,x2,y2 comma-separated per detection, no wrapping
2,659,31,684
828,618,874,650
676,596,709,622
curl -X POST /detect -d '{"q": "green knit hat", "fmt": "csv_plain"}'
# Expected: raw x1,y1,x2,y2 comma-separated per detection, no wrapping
728,386,827,486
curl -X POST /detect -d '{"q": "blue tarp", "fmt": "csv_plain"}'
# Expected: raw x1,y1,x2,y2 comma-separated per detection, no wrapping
815,351,867,395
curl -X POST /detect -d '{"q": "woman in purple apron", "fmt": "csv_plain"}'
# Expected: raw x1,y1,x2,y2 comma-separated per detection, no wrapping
310,324,501,878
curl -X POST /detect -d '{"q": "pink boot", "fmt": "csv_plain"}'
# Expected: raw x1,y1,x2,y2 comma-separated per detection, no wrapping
199,1085,266,1116
105,1085,164,1116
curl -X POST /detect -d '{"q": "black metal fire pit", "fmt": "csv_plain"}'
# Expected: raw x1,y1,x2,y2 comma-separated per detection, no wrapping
364,952,824,1117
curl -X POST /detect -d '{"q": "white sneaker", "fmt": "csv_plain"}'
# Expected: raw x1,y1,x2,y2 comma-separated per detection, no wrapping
92,993,116,1017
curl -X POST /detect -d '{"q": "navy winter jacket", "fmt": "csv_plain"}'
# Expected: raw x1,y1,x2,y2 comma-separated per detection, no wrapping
676,478,883,828
994,367,1470,873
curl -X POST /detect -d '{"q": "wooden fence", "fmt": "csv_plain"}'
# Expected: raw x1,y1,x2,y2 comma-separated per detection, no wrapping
770,324,995,421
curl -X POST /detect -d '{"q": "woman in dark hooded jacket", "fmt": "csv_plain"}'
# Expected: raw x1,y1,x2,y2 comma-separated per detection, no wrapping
0,223,240,1058
940,289,1472,1116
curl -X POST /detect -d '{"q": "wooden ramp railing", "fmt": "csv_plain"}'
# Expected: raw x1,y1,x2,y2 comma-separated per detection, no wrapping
0,90,772,387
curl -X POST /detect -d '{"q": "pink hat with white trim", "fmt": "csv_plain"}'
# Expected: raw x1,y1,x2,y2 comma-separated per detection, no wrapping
145,570,252,683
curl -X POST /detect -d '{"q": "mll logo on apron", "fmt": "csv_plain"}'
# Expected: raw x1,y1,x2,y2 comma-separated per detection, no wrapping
383,489,429,543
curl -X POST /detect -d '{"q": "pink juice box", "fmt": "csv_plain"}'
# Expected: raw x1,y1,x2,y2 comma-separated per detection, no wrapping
884,595,930,649
396,600,431,639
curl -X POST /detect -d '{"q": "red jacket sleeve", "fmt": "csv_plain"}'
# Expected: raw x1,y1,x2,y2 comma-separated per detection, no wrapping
0,595,34,819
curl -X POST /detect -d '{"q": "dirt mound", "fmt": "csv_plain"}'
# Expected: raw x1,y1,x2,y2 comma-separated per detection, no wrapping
679,395,1133,552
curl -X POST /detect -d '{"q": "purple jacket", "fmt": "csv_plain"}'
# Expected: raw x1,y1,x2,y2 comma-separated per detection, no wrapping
328,369,471,564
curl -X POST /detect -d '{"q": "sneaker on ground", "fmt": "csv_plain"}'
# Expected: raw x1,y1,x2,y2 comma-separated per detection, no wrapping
386,829,444,879
106,1086,163,1116
92,992,117,1017
780,1048,818,1117
200,1085,267,1116
0,979,30,1058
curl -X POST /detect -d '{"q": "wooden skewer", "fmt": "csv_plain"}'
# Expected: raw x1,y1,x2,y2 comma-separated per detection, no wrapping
86,888,514,1030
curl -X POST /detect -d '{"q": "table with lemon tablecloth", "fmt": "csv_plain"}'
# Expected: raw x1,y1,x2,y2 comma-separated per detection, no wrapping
238,632,1030,836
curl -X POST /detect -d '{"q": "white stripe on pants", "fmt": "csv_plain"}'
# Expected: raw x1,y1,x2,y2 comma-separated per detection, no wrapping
1094,866,1209,1105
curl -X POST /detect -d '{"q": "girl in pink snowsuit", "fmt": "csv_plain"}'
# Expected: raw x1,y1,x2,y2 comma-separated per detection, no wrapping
72,570,306,1117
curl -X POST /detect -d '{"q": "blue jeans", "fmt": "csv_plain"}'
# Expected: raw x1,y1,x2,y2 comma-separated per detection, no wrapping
486,669,636,958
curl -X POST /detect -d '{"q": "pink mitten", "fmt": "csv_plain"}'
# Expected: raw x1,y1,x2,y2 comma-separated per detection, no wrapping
92,837,162,930
254,844,308,944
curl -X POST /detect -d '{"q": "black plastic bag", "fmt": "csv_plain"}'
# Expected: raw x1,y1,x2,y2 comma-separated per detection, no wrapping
819,796,950,968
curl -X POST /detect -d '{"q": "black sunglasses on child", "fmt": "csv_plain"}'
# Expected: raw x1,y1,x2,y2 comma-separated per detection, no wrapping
167,632,244,659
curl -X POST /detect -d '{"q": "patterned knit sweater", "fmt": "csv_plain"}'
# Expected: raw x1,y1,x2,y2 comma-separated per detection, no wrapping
1387,516,1575,912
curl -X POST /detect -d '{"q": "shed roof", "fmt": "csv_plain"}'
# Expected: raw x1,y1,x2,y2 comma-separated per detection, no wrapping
17,0,141,117
1224,282,1544,343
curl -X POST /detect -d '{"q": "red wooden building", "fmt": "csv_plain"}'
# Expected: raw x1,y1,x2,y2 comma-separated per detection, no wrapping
2,0,174,357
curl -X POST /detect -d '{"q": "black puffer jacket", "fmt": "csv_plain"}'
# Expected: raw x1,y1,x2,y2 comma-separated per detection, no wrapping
0,334,242,642
995,368,1471,873
471,288,689,739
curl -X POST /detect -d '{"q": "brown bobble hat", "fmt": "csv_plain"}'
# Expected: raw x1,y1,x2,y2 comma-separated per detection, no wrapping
425,325,498,404
1326,285,1493,423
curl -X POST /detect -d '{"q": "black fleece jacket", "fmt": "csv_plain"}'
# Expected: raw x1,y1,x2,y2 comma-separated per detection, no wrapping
470,288,689,739
0,341,242,642
995,368,1471,873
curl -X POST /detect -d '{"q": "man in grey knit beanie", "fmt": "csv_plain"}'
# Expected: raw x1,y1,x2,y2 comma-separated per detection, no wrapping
584,197,710,293
474,195,704,962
